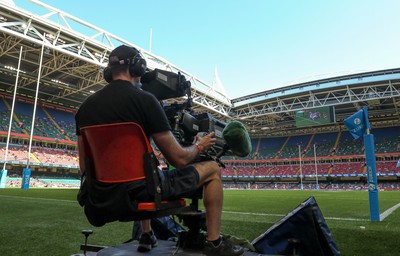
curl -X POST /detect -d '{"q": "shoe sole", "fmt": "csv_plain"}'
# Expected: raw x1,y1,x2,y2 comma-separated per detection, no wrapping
203,253,244,256
137,242,158,252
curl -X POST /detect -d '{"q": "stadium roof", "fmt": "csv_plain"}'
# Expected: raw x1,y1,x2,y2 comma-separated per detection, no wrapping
0,1,399,139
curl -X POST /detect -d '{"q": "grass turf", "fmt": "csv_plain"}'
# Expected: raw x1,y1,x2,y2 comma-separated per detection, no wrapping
0,188,399,255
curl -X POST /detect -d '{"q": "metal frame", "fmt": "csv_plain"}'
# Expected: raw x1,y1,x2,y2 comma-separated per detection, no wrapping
0,1,231,115
0,1,399,138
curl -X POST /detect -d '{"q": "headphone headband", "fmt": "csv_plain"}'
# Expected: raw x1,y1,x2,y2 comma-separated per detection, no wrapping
103,46,147,82
108,52,141,66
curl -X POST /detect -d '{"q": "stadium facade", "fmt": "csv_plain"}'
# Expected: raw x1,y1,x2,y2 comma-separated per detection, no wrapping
0,0,399,189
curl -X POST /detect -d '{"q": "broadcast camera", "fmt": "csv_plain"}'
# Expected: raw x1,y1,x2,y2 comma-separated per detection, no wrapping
141,69,228,160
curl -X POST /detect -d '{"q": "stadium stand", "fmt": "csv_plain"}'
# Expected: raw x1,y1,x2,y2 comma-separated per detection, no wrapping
0,108,398,190
32,147,78,166
304,132,337,157
221,123,399,191
2,106,399,190
257,137,287,159
0,98,80,188
0,0,399,195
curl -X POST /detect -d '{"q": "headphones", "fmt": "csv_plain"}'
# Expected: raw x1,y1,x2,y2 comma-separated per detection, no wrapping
103,48,147,83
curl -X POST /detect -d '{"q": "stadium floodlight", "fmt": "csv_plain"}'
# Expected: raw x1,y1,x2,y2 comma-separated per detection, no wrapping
44,32,55,39
51,79,69,86
4,65,26,73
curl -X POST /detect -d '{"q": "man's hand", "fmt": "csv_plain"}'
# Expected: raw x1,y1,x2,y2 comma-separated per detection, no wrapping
195,132,217,151
153,130,217,168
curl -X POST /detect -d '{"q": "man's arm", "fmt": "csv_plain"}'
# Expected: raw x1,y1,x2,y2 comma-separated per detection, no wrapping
152,131,216,168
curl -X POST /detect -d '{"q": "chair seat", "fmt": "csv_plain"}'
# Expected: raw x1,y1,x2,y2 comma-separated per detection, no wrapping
79,122,192,223
137,199,187,211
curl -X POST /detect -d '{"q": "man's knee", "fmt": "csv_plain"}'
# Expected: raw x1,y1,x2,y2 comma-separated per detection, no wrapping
208,161,221,179
193,161,221,183
208,161,220,174
193,160,219,171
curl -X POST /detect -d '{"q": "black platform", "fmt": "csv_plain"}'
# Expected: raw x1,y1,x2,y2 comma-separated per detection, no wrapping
75,240,269,256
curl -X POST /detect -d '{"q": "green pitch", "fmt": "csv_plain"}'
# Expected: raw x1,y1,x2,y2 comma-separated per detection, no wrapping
0,188,399,255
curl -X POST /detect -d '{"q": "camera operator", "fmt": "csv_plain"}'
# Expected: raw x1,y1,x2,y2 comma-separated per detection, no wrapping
75,45,244,256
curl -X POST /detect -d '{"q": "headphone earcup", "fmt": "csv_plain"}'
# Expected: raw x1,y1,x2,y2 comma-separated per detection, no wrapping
130,57,147,77
103,66,112,82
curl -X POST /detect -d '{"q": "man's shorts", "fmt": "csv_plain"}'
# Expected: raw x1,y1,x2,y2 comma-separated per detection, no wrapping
159,165,200,199
127,165,199,201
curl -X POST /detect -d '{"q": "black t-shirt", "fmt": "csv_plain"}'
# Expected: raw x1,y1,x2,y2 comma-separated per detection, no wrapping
75,80,172,225
75,79,171,137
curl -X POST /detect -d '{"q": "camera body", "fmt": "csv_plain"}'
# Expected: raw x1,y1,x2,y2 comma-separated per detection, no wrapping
166,109,226,154
141,69,227,157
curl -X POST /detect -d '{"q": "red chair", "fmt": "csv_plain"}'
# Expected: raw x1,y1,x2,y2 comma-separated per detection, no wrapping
79,122,191,226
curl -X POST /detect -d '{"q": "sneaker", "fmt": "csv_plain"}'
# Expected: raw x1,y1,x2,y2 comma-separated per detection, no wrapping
203,237,244,256
137,231,158,252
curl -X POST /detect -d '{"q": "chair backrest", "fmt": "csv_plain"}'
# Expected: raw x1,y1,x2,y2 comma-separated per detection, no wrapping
80,122,152,183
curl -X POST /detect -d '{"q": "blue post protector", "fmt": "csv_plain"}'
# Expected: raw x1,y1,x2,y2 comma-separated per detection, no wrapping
364,133,380,221
21,167,31,190
0,169,7,188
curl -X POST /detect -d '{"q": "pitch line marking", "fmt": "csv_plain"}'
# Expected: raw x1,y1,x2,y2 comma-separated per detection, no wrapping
380,202,400,221
2,195,398,222
0,194,75,203
222,210,369,222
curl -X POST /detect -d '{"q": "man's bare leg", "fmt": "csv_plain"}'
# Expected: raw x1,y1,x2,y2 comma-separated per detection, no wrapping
140,219,151,233
192,161,223,241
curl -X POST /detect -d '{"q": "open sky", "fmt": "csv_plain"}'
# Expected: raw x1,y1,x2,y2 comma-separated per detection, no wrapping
8,0,400,99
